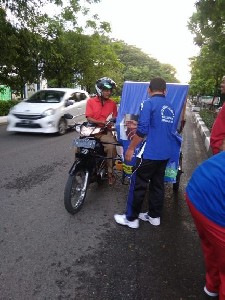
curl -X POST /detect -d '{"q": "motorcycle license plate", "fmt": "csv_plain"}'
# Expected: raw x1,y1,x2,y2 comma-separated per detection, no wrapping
73,138,96,149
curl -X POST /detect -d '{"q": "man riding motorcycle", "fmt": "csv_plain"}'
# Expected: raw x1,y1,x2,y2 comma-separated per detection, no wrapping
85,77,118,185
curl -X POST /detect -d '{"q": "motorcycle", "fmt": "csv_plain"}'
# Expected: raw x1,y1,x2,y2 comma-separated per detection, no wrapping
63,114,122,214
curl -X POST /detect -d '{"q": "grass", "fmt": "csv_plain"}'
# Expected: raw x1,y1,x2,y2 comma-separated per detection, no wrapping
199,108,217,132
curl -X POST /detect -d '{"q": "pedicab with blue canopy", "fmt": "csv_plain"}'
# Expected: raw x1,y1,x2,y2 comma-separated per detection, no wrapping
115,81,189,191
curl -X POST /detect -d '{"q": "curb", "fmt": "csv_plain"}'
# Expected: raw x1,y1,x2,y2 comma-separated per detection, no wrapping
193,113,212,157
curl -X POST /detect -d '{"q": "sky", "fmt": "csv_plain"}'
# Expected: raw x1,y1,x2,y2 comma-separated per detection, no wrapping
89,0,199,83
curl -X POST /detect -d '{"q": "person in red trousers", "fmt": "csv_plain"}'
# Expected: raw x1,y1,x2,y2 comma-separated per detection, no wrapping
210,76,225,154
185,151,225,299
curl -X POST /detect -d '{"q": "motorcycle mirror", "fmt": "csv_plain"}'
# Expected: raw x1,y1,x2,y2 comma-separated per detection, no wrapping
64,113,73,119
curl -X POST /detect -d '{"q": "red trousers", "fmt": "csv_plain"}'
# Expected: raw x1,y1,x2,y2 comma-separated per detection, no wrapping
186,195,225,299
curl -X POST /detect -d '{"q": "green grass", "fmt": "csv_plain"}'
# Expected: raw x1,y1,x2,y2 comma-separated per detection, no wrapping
199,109,217,132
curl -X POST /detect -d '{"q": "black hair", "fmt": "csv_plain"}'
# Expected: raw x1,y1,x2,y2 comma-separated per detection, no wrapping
149,77,166,91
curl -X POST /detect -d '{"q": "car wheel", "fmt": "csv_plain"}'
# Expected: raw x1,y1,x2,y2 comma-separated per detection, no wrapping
58,118,67,135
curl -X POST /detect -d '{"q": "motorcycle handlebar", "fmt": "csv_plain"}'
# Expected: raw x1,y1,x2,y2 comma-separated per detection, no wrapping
64,113,116,129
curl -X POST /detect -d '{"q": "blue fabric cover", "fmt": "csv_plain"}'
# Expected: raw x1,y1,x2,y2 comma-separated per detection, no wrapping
116,81,189,182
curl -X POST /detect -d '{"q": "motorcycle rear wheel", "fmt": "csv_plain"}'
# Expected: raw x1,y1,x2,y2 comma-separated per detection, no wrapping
173,169,182,191
64,168,89,214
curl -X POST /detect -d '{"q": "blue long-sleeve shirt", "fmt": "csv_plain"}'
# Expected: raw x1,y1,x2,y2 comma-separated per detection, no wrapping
186,151,225,227
136,94,175,160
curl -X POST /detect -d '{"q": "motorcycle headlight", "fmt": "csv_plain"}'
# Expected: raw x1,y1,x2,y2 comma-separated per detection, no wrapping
42,108,55,117
75,125,81,133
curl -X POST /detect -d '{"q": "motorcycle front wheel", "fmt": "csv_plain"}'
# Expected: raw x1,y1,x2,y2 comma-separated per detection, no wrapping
64,168,89,214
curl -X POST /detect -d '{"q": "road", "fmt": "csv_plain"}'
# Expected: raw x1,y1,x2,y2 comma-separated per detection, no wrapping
0,106,210,300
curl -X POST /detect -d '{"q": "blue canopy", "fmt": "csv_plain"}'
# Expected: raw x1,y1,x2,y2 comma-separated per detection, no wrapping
116,81,189,182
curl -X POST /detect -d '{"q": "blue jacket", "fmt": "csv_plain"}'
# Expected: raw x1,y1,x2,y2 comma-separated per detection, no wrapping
136,94,175,160
186,151,225,227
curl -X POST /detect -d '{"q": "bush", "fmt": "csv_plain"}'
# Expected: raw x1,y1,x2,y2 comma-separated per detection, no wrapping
112,96,121,104
0,100,20,116
199,108,217,132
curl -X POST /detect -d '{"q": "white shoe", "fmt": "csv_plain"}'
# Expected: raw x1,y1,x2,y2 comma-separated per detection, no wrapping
114,214,139,229
138,212,160,226
204,286,218,297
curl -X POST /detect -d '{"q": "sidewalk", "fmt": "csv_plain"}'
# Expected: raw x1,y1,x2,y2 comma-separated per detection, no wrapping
0,116,7,125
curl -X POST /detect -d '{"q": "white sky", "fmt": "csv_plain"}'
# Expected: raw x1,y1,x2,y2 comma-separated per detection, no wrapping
90,0,199,83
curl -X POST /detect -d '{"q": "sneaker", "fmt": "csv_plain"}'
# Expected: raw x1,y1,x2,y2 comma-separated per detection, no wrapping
204,286,218,297
138,212,160,226
114,214,139,229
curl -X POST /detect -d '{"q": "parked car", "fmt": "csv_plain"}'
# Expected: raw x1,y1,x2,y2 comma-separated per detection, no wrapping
7,88,89,135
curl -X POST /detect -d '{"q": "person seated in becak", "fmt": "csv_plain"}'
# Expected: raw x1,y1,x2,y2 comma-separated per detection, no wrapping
85,77,118,185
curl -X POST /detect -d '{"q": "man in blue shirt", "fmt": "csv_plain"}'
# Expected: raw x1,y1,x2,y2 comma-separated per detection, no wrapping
114,77,175,228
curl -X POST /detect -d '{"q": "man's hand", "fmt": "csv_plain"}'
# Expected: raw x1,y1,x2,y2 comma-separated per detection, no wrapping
86,117,105,126
125,148,134,162
125,120,137,129
124,134,143,161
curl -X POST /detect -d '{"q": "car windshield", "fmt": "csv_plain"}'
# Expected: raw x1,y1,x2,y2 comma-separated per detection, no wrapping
26,90,65,103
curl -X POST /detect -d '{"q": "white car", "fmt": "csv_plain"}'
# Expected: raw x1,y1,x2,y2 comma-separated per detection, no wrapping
7,88,89,135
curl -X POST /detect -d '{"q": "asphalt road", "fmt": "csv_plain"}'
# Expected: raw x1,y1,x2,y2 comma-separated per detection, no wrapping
0,106,210,300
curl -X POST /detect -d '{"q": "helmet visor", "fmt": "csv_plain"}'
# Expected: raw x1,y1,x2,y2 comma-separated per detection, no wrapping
102,83,113,90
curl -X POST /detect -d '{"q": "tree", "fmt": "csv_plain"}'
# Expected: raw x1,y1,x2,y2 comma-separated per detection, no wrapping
0,0,113,95
40,27,124,92
76,35,124,93
189,45,225,96
0,0,101,27
188,0,225,95
188,0,225,53
111,40,179,83
0,8,44,96
0,0,181,98
0,8,17,87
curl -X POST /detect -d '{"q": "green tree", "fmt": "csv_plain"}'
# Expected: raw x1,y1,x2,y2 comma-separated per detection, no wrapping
40,27,123,92
0,8,43,96
0,0,182,99
0,0,113,95
0,8,17,87
0,0,101,29
189,45,224,96
111,41,179,83
76,35,124,93
188,0,225,96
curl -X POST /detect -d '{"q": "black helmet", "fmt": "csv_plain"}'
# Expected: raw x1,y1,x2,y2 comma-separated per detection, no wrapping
95,77,116,97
